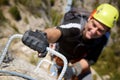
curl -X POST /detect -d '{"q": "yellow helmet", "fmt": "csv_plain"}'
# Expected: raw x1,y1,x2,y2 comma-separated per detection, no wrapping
91,3,119,28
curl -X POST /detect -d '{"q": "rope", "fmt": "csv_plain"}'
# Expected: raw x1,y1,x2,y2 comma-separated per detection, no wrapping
0,34,23,65
0,34,36,80
0,70,36,80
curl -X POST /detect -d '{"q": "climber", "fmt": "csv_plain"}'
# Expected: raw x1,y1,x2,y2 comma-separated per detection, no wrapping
22,3,119,80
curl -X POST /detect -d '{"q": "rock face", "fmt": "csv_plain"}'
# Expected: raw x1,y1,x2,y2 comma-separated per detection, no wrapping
0,0,66,79
0,57,56,80
0,36,57,80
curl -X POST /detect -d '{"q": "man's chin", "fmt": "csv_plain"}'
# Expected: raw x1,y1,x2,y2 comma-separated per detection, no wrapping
85,35,92,39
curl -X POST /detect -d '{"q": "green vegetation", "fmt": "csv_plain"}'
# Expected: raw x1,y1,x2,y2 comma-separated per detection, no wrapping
24,17,29,24
93,46,120,79
11,24,20,33
0,9,6,25
29,53,39,65
50,9,63,26
9,6,21,21
15,0,63,27
50,0,55,6
15,0,42,8
0,0,9,6
15,0,42,15
92,0,99,9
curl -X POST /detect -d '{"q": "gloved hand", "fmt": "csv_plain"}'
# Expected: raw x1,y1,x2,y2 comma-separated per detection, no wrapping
22,30,49,57
64,62,82,79
63,66,76,79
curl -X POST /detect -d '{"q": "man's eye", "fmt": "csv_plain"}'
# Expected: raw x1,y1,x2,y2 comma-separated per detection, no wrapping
98,29,105,33
93,23,96,28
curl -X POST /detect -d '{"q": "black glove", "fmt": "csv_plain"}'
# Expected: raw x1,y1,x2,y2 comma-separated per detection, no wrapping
22,30,49,57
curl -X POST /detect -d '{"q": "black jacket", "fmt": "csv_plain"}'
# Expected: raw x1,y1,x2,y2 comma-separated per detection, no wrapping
56,10,109,65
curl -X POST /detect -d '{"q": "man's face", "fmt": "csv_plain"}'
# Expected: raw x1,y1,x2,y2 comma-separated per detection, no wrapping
83,18,109,39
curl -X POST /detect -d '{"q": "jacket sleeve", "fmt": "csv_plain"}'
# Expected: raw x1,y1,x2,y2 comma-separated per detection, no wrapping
56,25,81,42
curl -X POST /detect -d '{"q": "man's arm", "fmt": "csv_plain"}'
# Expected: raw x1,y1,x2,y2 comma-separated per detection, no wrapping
77,58,90,74
63,58,90,79
21,28,62,57
44,27,62,43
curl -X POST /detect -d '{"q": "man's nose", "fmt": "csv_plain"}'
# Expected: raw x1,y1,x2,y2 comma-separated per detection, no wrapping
91,28,97,34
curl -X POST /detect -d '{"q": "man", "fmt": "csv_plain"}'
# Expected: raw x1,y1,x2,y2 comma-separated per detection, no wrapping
22,3,119,80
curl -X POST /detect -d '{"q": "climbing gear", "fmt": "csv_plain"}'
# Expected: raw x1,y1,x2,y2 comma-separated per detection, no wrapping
62,7,89,26
0,34,68,80
22,30,49,57
91,3,119,28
